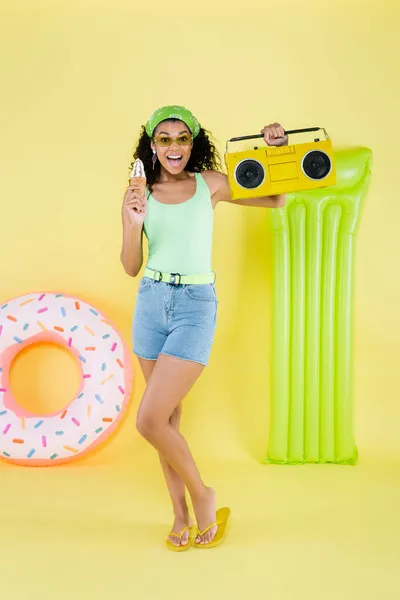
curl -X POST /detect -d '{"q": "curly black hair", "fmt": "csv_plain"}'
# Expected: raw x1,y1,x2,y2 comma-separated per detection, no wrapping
129,120,223,192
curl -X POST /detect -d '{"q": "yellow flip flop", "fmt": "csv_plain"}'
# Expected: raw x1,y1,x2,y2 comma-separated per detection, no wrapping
165,525,193,552
194,507,231,550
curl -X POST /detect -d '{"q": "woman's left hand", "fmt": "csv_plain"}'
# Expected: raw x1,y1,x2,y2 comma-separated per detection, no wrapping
262,123,288,147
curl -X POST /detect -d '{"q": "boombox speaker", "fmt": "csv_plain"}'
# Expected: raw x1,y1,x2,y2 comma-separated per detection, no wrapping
225,127,336,200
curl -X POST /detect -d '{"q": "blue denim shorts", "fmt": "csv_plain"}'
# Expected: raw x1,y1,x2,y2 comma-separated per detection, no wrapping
132,277,218,366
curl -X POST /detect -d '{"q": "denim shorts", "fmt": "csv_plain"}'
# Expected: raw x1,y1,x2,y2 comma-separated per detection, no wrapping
132,277,218,366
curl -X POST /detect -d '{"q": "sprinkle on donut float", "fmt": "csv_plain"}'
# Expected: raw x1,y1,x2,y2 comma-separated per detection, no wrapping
0,292,133,466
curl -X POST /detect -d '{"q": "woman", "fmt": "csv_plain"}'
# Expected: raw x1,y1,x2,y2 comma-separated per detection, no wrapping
121,105,288,550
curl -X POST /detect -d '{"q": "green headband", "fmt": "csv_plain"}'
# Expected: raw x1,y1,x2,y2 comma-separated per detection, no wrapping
145,105,201,139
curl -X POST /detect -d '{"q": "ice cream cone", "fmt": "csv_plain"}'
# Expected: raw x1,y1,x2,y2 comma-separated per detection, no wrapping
129,158,146,199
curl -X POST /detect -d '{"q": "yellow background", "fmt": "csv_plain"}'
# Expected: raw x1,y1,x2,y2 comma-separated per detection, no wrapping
0,1,399,598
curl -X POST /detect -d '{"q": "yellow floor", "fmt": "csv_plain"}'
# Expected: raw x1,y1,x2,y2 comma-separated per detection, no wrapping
1,333,399,599
1,452,399,600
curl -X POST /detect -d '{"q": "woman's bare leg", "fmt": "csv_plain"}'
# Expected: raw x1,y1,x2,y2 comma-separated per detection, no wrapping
136,354,217,545
138,357,191,547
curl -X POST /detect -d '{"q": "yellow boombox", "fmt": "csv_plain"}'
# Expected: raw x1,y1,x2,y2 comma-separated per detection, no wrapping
225,127,336,200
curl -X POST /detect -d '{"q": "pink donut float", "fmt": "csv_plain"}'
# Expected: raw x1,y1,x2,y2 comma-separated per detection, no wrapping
0,292,133,466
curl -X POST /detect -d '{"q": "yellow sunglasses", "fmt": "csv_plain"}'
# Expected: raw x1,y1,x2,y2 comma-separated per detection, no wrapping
153,133,192,147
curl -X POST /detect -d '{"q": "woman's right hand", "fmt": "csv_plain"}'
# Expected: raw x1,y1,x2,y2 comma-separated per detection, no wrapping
122,186,148,226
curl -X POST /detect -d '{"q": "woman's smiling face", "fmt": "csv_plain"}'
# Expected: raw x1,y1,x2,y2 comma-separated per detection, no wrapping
151,120,193,175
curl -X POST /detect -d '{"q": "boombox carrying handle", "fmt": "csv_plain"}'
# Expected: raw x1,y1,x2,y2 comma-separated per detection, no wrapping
226,127,330,152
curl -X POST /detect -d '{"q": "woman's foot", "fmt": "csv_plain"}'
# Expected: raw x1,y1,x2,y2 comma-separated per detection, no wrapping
193,487,218,545
168,512,194,548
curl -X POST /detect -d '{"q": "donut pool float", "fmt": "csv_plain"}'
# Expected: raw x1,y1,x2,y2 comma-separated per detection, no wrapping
0,292,133,466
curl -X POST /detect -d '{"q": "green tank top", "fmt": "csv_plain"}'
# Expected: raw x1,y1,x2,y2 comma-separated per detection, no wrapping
144,172,214,274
